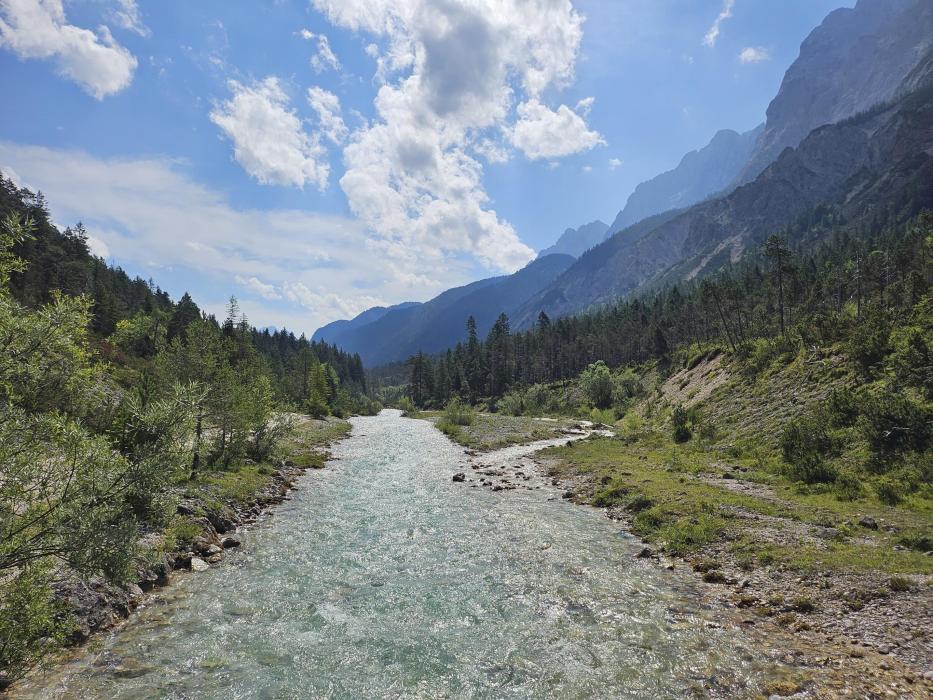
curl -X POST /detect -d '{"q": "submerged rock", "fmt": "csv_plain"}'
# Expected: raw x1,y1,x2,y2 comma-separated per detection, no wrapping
452,472,466,482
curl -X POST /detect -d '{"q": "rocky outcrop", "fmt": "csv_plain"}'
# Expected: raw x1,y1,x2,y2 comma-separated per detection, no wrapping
609,125,762,235
737,0,933,183
538,220,610,259
512,47,933,327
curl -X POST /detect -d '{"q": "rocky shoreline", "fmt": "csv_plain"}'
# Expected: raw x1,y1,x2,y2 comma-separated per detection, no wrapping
541,452,932,698
5,438,345,695
447,427,932,698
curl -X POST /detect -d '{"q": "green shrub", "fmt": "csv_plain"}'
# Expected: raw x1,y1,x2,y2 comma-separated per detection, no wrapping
888,576,913,592
592,484,629,507
671,405,692,443
436,420,462,438
833,471,864,501
826,387,859,428
874,476,907,506
498,391,525,416
891,326,933,399
859,391,930,471
659,514,725,555
589,407,616,426
580,361,614,409
781,413,836,484
397,396,416,416
626,494,654,513
443,397,475,426
847,307,890,376
0,563,70,685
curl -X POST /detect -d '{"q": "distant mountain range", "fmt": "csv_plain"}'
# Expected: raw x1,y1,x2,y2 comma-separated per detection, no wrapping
607,124,762,236
538,220,609,259
314,0,933,368
311,254,574,365
313,302,419,344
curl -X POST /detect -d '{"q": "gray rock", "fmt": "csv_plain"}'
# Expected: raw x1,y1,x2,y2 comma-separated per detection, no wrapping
858,516,878,530
220,535,241,549
190,557,210,572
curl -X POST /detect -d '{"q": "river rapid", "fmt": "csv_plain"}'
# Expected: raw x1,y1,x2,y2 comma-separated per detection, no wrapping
19,410,774,699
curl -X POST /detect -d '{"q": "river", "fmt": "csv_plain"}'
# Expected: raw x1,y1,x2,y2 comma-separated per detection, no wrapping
19,410,774,699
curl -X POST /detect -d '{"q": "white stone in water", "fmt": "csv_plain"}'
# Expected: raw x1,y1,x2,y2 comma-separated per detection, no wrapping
190,557,210,572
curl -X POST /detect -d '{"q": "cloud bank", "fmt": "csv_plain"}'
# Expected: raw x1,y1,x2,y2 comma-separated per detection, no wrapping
0,0,138,98
307,0,603,275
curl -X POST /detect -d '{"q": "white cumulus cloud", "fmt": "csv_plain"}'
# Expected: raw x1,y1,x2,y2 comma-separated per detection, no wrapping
210,77,329,189
608,157,622,170
307,86,348,145
738,46,769,64
703,0,735,48
235,275,281,300
299,28,340,73
309,0,598,274
0,0,137,98
510,99,604,160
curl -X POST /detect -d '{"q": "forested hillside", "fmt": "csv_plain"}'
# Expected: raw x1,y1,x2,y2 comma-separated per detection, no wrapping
406,212,931,407
0,177,371,686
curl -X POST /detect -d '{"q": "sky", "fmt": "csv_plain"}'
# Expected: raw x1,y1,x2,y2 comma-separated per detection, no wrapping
0,0,851,335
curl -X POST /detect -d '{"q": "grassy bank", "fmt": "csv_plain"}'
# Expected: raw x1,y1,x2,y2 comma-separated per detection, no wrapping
415,408,579,452
534,348,932,696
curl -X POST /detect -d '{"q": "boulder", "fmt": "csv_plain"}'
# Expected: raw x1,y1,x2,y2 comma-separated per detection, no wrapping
858,516,878,530
452,472,466,482
220,535,241,549
190,557,210,572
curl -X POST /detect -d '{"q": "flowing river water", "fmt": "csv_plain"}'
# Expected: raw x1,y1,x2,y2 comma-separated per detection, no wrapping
19,410,776,699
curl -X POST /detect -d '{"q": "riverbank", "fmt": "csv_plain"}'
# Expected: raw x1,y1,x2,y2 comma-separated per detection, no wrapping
535,433,932,698
5,415,350,694
420,411,932,697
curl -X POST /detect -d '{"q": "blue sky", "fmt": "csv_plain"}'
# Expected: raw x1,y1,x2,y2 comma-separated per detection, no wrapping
0,0,849,335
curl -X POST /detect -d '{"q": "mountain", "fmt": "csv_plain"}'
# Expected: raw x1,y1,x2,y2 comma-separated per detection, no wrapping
513,52,933,327
538,220,610,259
312,301,420,344
314,254,575,366
737,0,933,183
608,125,763,235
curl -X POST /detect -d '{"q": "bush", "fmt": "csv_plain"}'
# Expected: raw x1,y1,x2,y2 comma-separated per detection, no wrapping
443,397,474,426
671,405,692,443
397,396,416,416
826,387,859,428
847,307,890,376
659,514,725,555
620,411,644,439
781,413,836,484
833,471,864,501
498,390,525,416
874,476,908,505
859,391,930,471
580,361,614,409
589,407,616,426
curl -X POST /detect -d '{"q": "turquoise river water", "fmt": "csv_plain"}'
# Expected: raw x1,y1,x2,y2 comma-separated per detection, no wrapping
18,410,775,699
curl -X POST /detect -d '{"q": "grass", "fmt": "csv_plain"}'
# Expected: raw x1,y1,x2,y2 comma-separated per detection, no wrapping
428,412,579,451
540,433,933,575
